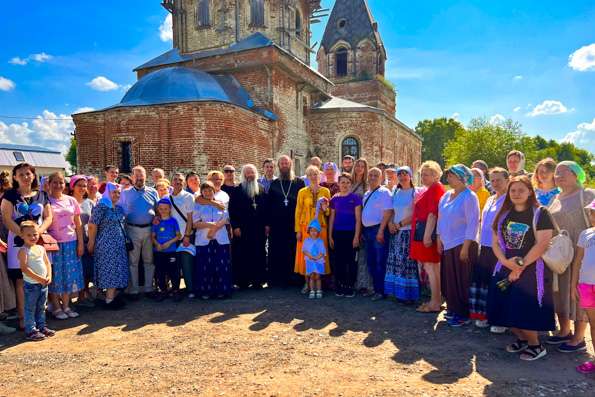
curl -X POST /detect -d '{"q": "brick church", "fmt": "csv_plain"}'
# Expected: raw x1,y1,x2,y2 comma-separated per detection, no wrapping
74,0,422,177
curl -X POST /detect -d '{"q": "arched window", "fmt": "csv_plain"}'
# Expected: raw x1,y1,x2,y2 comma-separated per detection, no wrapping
341,137,360,159
336,47,348,77
295,10,302,38
196,0,210,27
250,0,265,27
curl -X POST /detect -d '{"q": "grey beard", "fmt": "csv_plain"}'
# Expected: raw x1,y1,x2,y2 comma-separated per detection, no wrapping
241,179,259,198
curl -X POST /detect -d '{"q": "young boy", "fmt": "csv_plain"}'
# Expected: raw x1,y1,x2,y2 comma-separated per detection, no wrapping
18,221,55,341
302,219,326,299
152,197,182,301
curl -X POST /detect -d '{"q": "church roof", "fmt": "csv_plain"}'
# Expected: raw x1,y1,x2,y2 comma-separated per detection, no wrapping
320,0,385,57
101,66,277,120
134,33,274,72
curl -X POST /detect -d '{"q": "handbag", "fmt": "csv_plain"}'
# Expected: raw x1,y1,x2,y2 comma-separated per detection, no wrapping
118,221,134,252
533,207,573,275
413,220,437,242
37,232,59,252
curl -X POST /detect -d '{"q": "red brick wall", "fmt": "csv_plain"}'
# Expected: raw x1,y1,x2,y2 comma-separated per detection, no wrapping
330,79,396,116
74,102,274,178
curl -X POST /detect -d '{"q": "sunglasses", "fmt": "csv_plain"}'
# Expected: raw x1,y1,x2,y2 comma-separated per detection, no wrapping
397,171,409,176
224,170,235,173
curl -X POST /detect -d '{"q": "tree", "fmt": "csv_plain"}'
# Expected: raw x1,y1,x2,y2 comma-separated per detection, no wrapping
443,117,534,169
66,136,77,174
415,117,465,168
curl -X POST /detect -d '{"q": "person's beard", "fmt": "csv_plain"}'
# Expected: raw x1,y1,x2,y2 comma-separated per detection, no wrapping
241,178,259,199
279,167,294,180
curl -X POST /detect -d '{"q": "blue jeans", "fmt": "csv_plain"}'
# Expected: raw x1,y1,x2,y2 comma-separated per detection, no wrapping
24,282,48,334
363,225,389,295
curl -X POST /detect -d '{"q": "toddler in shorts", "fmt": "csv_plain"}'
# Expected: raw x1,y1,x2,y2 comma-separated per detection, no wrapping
573,199,595,374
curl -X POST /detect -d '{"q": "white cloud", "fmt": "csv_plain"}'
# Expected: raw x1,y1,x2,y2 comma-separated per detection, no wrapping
513,75,523,81
0,76,16,91
8,52,53,66
0,110,75,153
563,118,595,153
30,52,52,62
513,106,521,112
451,112,460,120
527,100,571,117
568,43,595,72
489,114,506,125
159,14,173,42
9,57,28,65
86,76,119,91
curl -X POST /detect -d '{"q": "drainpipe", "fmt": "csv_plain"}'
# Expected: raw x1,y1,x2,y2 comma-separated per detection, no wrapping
235,0,240,43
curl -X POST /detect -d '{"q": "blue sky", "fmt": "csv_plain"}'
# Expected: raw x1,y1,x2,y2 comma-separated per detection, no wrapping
0,0,594,154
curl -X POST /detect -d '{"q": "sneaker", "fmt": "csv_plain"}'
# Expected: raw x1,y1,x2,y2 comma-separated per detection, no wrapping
444,311,455,320
475,319,490,329
447,315,470,327
301,285,310,295
25,330,45,342
490,326,507,334
546,334,572,345
64,308,79,318
0,322,16,335
308,290,316,299
40,327,56,337
558,341,587,353
576,361,595,375
52,310,68,320
316,290,323,299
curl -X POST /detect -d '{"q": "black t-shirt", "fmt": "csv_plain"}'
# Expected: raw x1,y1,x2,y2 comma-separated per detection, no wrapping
3,188,48,226
502,206,554,259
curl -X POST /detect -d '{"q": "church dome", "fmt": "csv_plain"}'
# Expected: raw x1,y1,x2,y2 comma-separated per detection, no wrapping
118,66,232,107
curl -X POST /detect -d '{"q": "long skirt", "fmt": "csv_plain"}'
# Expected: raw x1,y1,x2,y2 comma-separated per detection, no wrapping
355,239,374,291
194,241,232,297
49,240,84,294
469,245,497,321
0,253,16,312
441,242,478,318
487,263,555,331
294,224,330,276
384,230,420,301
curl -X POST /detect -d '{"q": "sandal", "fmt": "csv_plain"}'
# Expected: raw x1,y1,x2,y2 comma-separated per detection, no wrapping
416,302,443,313
40,327,56,337
52,310,68,320
506,339,528,353
576,361,595,375
520,345,547,361
25,330,46,342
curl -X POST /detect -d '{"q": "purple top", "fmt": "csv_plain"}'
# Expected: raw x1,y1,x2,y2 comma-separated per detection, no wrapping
330,193,362,231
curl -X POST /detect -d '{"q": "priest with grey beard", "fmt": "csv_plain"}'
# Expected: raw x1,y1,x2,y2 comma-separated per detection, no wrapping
228,164,268,289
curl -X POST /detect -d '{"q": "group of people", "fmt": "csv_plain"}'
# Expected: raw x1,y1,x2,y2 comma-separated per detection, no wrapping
1,150,595,372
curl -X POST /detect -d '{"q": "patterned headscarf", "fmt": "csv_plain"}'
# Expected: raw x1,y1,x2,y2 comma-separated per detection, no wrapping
100,182,120,208
322,162,339,183
558,161,586,187
69,175,87,191
447,164,474,186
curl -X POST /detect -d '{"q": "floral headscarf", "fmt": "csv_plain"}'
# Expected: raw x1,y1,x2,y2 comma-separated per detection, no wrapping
558,160,586,187
322,162,339,183
447,164,474,186
100,182,120,208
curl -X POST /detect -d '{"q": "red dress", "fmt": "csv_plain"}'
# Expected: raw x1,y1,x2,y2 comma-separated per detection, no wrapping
410,182,446,263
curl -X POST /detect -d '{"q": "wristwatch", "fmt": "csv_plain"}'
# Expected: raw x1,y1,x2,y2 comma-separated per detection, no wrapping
514,258,525,267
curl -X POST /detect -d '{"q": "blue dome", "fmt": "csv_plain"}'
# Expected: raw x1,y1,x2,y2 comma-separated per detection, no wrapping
119,66,231,107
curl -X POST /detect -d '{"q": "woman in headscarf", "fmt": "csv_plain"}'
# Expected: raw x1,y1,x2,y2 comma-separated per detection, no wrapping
506,150,528,177
547,161,595,352
87,182,128,309
436,164,480,326
321,162,340,196
470,168,491,212
532,158,560,207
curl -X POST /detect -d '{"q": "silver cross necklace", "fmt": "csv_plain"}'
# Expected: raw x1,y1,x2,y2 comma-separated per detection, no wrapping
280,179,293,207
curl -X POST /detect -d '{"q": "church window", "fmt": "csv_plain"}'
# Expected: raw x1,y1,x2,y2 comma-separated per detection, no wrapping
196,0,210,27
120,142,132,173
341,137,360,159
295,10,302,38
336,48,348,77
250,0,265,27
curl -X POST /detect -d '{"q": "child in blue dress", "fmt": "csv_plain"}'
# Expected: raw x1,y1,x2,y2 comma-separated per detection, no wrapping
302,219,326,299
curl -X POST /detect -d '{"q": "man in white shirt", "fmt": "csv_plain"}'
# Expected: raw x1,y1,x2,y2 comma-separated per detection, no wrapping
362,167,393,301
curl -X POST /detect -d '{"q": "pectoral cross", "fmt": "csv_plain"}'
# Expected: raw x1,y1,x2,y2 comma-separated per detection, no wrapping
283,199,288,207
252,202,258,210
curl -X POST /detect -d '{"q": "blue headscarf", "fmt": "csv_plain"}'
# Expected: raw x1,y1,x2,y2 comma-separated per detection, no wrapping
447,164,474,186
100,182,120,208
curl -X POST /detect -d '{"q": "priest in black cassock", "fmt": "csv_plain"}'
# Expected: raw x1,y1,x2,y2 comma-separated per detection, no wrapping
266,155,306,287
228,164,268,289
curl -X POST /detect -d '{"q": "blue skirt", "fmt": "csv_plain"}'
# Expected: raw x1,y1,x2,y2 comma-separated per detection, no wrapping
193,241,232,297
49,240,84,294
384,230,420,301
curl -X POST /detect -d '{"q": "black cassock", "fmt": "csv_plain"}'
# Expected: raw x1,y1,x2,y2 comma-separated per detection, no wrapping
265,177,306,287
228,184,268,288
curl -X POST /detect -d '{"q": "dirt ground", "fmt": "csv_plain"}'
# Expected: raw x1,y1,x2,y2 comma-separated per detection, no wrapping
1,288,594,397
